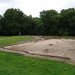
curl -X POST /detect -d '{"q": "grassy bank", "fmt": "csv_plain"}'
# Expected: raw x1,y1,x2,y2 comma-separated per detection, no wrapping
0,51,75,75
0,36,34,46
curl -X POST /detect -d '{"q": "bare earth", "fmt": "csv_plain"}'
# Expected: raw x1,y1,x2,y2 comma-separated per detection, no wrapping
1,38,75,65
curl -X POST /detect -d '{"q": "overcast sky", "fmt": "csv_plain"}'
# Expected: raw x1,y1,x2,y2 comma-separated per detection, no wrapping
0,0,75,17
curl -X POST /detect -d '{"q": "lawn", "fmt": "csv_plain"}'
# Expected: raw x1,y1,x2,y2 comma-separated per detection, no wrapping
0,51,75,75
0,36,34,46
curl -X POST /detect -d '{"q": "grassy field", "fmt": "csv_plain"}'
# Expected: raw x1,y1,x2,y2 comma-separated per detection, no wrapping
0,51,75,75
0,36,34,46
0,36,75,75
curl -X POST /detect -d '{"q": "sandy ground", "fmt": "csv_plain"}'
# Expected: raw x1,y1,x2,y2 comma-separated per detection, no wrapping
2,38,75,65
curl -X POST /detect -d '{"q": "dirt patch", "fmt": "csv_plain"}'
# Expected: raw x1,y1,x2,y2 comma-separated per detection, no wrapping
1,38,75,65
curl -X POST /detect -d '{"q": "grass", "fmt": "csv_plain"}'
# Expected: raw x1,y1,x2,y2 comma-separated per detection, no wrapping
0,51,75,75
0,36,34,46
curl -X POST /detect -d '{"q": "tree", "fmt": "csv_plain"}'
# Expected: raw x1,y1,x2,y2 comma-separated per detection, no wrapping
0,15,2,35
51,14,62,35
40,10,58,35
0,15,5,35
33,17,45,35
1,8,75,36
23,15,36,35
3,8,27,35
60,8,75,36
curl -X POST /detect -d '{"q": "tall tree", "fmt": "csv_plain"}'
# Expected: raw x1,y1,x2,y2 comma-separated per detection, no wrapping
60,8,75,36
33,17,45,35
40,10,58,35
51,14,62,35
4,8,27,35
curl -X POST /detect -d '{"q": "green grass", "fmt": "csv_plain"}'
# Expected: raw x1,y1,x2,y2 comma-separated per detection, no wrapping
0,36,34,46
0,51,75,75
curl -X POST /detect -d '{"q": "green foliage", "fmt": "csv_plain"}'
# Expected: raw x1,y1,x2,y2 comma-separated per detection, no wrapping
40,10,58,35
0,15,4,35
60,8,75,36
0,36,34,46
0,51,75,75
0,8,35,35
33,18,45,35
0,8,75,36
24,15,35,35
3,8,27,35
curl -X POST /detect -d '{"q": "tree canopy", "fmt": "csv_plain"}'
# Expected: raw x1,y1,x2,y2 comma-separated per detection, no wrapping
0,8,75,36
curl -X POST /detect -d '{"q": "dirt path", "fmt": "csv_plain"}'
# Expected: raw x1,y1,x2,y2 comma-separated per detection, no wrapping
0,37,75,65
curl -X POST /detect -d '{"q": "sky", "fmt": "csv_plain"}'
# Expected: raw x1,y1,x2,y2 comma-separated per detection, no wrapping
0,0,75,17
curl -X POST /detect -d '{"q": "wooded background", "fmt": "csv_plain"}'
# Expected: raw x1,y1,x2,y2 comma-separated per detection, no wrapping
0,8,75,36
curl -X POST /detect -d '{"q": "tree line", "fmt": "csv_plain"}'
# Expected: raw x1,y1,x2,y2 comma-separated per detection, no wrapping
0,8,75,36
